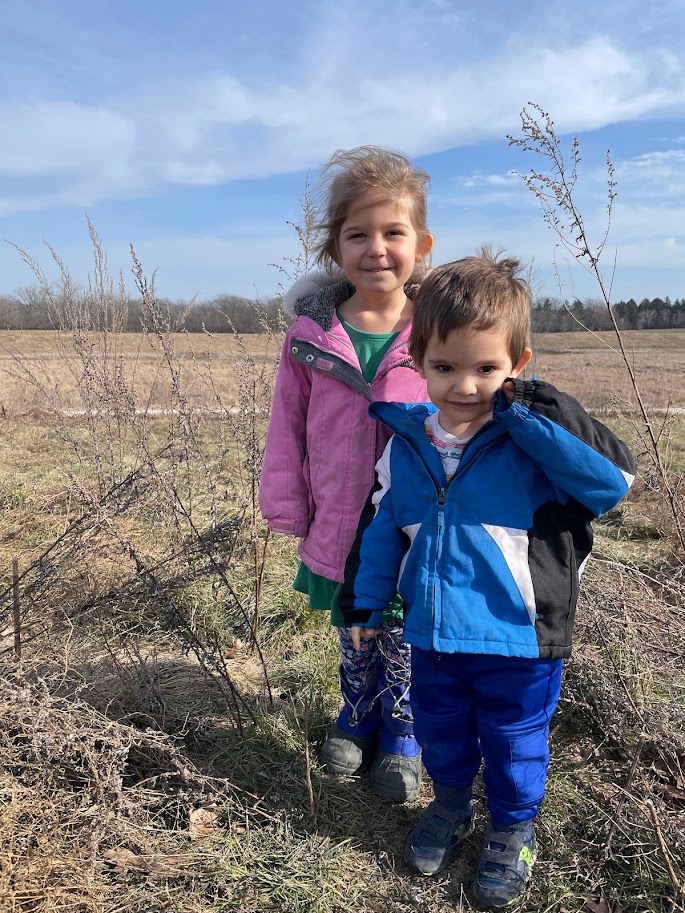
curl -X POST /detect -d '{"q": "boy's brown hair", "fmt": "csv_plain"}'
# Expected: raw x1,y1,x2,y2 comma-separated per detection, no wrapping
409,246,532,365
313,145,431,280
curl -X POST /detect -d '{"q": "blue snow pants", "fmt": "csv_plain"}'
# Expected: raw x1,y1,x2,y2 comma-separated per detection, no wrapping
411,648,563,825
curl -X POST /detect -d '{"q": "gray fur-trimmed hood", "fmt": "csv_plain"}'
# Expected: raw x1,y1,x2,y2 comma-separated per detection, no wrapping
282,268,346,313
283,269,424,333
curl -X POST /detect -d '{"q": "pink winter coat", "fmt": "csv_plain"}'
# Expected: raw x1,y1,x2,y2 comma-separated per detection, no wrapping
260,273,428,582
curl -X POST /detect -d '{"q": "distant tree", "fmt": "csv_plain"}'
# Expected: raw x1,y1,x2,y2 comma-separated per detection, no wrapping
613,298,638,329
0,294,21,329
10,284,54,329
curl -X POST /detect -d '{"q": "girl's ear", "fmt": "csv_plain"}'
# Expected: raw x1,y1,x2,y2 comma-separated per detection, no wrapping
510,347,533,377
416,232,434,262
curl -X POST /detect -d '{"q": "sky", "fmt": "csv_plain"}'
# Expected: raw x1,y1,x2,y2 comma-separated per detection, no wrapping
1,0,684,305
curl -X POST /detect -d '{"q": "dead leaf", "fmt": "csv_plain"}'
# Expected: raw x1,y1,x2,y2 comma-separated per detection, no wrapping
225,638,244,659
584,898,611,913
313,828,332,852
189,802,222,838
104,848,192,876
656,782,685,808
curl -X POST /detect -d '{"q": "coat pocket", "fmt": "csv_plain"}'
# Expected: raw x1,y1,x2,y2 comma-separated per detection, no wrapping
302,454,315,523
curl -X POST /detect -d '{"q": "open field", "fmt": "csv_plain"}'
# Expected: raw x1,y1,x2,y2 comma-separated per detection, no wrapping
530,330,685,414
1,328,684,415
0,327,684,913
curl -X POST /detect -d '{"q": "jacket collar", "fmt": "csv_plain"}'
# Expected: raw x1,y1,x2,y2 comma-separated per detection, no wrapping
369,400,505,486
369,401,445,485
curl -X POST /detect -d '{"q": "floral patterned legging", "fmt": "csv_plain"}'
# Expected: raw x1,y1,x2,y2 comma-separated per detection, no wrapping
337,622,413,730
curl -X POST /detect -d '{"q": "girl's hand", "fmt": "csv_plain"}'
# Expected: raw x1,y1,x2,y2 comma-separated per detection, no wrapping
351,626,381,650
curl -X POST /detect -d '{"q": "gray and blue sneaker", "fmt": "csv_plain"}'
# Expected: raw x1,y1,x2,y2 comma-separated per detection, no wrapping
472,818,537,908
404,792,475,875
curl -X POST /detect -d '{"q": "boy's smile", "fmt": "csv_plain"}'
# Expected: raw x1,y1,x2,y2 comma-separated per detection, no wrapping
418,325,531,438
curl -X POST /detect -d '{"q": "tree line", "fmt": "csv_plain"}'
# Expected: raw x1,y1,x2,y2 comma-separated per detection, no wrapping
0,286,683,334
0,288,287,334
532,296,685,332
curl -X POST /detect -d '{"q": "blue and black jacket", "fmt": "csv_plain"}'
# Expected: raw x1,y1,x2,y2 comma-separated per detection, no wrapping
338,378,636,659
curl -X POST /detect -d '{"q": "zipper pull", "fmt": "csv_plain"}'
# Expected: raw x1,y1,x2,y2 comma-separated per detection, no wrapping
437,487,447,506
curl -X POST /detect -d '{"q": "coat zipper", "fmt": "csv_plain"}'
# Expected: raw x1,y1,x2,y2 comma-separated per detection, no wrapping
433,487,446,641
397,423,507,649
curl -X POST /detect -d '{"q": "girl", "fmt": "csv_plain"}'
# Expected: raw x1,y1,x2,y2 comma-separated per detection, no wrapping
260,146,434,802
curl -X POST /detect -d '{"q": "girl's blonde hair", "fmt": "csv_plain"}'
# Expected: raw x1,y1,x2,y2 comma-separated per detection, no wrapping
313,145,431,279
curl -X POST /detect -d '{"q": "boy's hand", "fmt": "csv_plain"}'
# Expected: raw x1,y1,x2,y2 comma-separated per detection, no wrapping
501,378,516,404
351,626,380,650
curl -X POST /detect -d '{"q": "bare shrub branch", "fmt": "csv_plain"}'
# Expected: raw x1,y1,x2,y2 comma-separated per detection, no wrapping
509,102,685,553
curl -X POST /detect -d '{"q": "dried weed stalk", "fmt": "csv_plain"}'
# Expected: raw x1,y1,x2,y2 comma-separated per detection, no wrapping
510,104,685,902
0,221,285,731
508,103,685,554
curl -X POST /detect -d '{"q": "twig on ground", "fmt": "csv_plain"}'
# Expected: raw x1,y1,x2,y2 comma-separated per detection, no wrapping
645,799,685,901
603,733,645,859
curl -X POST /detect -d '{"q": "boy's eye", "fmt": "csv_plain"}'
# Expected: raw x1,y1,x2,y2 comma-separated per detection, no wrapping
479,366,496,375
435,364,452,374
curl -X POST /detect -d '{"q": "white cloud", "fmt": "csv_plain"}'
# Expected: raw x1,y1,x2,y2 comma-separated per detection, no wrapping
0,100,135,177
1,32,685,218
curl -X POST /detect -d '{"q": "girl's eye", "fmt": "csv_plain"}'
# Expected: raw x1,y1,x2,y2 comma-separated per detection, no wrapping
480,366,495,375
436,365,452,374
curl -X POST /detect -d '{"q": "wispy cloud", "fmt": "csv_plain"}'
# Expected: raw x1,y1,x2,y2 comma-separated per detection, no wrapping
1,28,685,219
1,0,684,301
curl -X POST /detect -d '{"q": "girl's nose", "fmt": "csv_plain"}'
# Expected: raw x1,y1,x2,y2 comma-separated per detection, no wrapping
367,234,386,257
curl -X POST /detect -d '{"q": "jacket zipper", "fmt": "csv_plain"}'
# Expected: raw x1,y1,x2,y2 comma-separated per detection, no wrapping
373,355,414,385
433,487,446,642
396,423,508,649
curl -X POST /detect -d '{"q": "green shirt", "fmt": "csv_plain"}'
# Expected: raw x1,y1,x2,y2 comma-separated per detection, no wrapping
337,312,399,383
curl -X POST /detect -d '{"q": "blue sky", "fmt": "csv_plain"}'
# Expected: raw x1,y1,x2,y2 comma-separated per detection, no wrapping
1,0,684,304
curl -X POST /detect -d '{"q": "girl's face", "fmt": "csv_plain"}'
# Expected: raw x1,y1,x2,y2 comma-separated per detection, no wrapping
334,190,433,300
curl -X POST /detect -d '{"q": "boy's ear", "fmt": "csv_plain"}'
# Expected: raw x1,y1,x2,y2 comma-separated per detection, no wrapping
416,232,434,262
511,347,533,377
414,356,426,379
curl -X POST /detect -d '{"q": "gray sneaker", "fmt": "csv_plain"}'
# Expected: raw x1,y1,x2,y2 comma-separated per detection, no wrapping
404,795,475,875
319,725,376,776
472,819,537,908
370,748,422,802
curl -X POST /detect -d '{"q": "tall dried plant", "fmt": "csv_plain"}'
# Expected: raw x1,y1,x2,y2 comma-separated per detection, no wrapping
508,103,685,555
1,219,285,724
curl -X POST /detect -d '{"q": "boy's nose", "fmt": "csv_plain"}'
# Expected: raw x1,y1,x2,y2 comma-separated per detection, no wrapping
452,374,477,395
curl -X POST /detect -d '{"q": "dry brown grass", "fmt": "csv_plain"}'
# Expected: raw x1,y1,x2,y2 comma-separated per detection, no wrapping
0,327,684,912
1,328,684,417
531,330,685,413
0,330,283,415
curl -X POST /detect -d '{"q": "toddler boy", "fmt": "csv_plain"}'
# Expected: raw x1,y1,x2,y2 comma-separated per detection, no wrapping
338,248,636,907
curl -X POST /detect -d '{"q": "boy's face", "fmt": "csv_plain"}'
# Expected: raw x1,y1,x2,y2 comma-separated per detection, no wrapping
417,324,532,438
